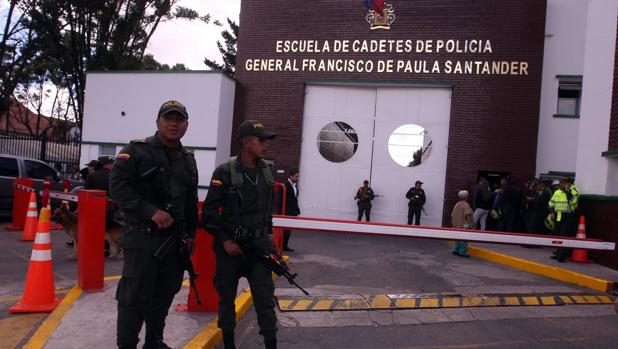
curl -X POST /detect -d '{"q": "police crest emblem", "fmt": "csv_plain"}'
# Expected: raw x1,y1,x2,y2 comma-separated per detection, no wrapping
364,0,396,30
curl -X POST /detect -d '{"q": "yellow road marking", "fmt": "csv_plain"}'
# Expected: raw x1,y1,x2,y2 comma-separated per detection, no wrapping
311,299,335,310
290,300,313,311
570,295,586,304
484,297,501,306
503,297,521,306
582,295,600,304
333,299,370,310
23,285,82,349
467,245,614,292
522,296,540,306
103,275,121,281
559,295,575,304
441,297,461,308
9,249,72,282
0,313,46,349
540,296,556,305
462,297,482,307
395,298,416,308
278,299,294,310
596,295,613,304
368,295,393,309
419,298,439,308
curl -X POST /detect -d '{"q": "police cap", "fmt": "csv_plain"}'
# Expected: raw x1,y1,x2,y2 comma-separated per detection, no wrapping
237,120,276,140
158,100,189,120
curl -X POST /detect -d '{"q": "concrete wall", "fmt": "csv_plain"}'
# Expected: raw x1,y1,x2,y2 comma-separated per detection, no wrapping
536,0,588,177
80,71,235,196
575,0,618,195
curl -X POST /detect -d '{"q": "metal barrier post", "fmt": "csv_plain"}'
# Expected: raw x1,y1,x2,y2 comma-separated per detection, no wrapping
6,178,35,231
77,190,107,291
273,182,287,254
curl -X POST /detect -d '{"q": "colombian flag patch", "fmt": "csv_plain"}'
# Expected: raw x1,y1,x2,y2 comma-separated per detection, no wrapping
117,153,130,160
211,179,223,187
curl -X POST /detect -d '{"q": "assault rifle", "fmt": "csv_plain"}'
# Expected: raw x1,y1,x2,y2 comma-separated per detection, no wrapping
153,203,201,304
240,238,309,295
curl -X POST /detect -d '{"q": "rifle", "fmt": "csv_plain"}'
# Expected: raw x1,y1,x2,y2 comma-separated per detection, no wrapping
240,238,309,295
153,203,202,305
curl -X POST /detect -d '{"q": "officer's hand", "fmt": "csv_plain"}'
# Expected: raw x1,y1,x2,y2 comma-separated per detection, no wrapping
223,240,244,256
185,237,196,255
151,209,174,229
550,213,555,221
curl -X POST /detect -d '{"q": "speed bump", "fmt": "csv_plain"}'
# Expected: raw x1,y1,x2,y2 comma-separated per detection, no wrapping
276,293,615,312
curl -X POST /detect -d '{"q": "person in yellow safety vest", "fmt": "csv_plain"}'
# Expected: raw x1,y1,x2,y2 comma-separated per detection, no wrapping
548,177,579,262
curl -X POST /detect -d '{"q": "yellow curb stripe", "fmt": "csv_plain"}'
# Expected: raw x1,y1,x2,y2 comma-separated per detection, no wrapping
484,297,501,306
503,296,521,306
596,295,613,304
394,298,416,308
467,245,614,292
183,288,253,349
23,285,82,349
103,275,121,281
462,296,482,307
540,296,557,305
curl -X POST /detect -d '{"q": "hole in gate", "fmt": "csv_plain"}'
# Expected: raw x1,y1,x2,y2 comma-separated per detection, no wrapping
388,124,432,167
317,121,359,163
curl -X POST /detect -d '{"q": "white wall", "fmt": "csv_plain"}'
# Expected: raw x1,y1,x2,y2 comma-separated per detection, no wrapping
536,0,588,177
575,0,618,195
80,71,235,197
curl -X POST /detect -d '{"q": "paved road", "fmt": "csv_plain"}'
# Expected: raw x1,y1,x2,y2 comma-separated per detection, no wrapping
226,231,618,349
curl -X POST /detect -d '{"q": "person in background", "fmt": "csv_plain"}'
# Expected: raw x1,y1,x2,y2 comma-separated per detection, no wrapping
281,169,300,252
406,180,426,225
549,177,579,262
85,155,116,257
473,176,492,230
527,180,551,234
79,159,98,181
356,180,376,222
451,190,474,257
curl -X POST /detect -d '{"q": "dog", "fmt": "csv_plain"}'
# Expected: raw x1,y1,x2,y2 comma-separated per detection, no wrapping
51,205,123,260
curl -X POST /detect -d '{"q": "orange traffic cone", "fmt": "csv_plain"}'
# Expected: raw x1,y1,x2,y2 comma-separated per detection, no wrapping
18,193,38,241
570,216,593,263
10,208,62,313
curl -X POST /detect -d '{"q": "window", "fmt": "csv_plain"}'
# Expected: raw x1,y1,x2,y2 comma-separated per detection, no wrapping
24,160,57,180
0,157,19,177
555,76,582,118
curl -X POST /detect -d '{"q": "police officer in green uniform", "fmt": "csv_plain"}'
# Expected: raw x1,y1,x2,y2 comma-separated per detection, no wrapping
201,120,278,349
110,100,198,349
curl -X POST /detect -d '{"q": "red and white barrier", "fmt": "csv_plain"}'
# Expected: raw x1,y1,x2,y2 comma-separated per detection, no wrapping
272,216,616,251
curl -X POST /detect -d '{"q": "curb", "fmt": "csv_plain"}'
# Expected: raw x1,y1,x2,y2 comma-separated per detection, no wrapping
467,245,614,293
183,289,253,349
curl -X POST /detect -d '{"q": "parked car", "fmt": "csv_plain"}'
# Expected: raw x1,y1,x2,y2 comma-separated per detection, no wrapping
0,154,82,218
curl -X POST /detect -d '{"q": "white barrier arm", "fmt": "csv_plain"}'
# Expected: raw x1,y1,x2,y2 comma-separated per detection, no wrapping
273,216,615,251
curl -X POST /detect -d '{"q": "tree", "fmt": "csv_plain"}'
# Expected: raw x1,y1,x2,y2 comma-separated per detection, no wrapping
204,18,237,78
0,0,40,122
21,0,213,129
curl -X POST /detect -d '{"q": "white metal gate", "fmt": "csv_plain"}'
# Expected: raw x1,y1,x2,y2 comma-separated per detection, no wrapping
298,84,452,226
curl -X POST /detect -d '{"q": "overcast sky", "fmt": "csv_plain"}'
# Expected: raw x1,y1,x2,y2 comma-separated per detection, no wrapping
146,0,241,69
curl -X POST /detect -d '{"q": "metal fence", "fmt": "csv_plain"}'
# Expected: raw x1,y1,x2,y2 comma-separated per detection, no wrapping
0,130,81,175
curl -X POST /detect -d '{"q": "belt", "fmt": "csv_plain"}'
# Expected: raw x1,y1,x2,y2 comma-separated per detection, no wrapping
235,226,270,240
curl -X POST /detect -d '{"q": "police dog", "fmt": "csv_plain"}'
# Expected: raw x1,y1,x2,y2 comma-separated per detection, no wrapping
51,205,123,260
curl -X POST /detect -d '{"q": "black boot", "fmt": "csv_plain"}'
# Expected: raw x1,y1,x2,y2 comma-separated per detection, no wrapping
265,338,277,349
142,341,173,349
223,331,235,349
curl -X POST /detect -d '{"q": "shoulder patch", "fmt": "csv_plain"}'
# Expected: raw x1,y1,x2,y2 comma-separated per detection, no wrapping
211,179,223,187
130,139,147,144
117,153,131,160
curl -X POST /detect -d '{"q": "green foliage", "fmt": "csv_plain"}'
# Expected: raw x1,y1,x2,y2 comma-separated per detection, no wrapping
204,18,237,78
